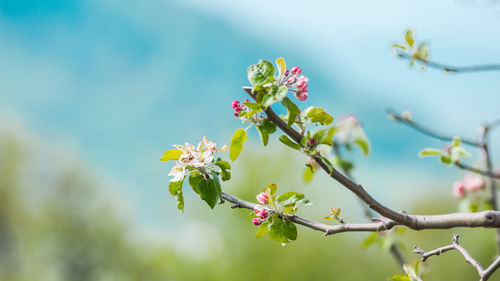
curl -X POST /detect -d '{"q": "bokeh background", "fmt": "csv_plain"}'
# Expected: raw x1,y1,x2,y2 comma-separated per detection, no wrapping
1,0,500,280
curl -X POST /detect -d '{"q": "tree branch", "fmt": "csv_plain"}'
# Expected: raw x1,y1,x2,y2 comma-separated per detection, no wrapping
455,162,500,180
221,192,395,235
396,52,500,74
387,108,479,147
414,234,500,281
242,86,500,231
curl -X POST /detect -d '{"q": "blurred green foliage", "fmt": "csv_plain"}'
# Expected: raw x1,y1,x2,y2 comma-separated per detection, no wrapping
0,128,499,280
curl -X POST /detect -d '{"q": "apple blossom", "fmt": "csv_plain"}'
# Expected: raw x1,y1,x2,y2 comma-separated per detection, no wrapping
168,136,227,182
252,218,262,226
462,174,485,192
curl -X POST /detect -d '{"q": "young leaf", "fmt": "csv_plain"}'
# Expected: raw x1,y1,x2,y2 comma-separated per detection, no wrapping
279,135,301,150
199,177,219,209
390,275,411,281
268,216,289,243
215,160,231,181
354,137,370,156
282,97,300,127
247,60,275,86
303,106,334,125
361,233,379,249
419,148,442,157
392,43,407,50
230,128,248,161
188,172,204,194
256,221,270,238
276,57,286,78
160,149,183,161
282,220,297,241
266,183,278,196
303,165,314,183
169,179,185,212
256,120,277,146
277,192,305,203
404,28,415,48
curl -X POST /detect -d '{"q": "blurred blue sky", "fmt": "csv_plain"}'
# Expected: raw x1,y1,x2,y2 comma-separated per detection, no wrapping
1,0,500,230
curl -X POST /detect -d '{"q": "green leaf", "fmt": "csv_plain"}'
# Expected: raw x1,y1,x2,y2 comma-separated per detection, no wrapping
303,106,334,125
199,177,219,209
452,137,461,147
416,43,429,61
169,180,185,212
390,274,411,281
262,85,288,108
247,60,275,86
211,171,224,204
313,127,337,146
215,160,231,181
404,28,415,48
303,166,314,183
282,220,297,241
354,137,370,156
392,43,407,50
276,57,286,78
282,97,300,128
419,148,442,157
256,120,277,146
188,172,204,194
268,216,289,243
279,135,301,150
440,155,452,165
256,221,270,238
243,101,262,111
230,128,248,161
362,233,379,249
160,149,183,161
267,183,277,196
277,192,305,203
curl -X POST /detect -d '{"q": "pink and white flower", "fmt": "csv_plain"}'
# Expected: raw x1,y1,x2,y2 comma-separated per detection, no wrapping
168,136,227,182
256,192,269,204
452,181,466,199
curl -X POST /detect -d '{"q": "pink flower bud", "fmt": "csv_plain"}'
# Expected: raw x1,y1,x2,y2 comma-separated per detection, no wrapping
244,99,250,103
256,192,269,204
296,90,308,101
296,79,308,89
234,112,239,117
252,218,262,226
257,209,268,219
254,205,264,214
453,181,466,199
307,138,317,147
291,66,302,75
232,100,240,109
463,174,485,192
284,69,290,76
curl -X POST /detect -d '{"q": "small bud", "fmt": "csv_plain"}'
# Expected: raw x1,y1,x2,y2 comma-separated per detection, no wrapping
284,69,290,76
257,209,268,219
296,79,308,90
252,218,262,226
244,99,250,103
256,192,269,204
296,90,308,101
232,100,240,109
233,112,239,117
307,138,317,147
254,205,264,214
453,181,466,199
291,66,302,75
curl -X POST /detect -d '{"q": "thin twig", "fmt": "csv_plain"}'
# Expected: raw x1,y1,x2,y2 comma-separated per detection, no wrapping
396,52,500,74
387,108,479,147
414,234,500,281
455,162,500,180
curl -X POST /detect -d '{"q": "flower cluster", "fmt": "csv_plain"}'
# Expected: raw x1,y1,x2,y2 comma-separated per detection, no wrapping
281,66,309,101
168,136,226,182
452,174,485,199
252,192,270,225
232,99,250,117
